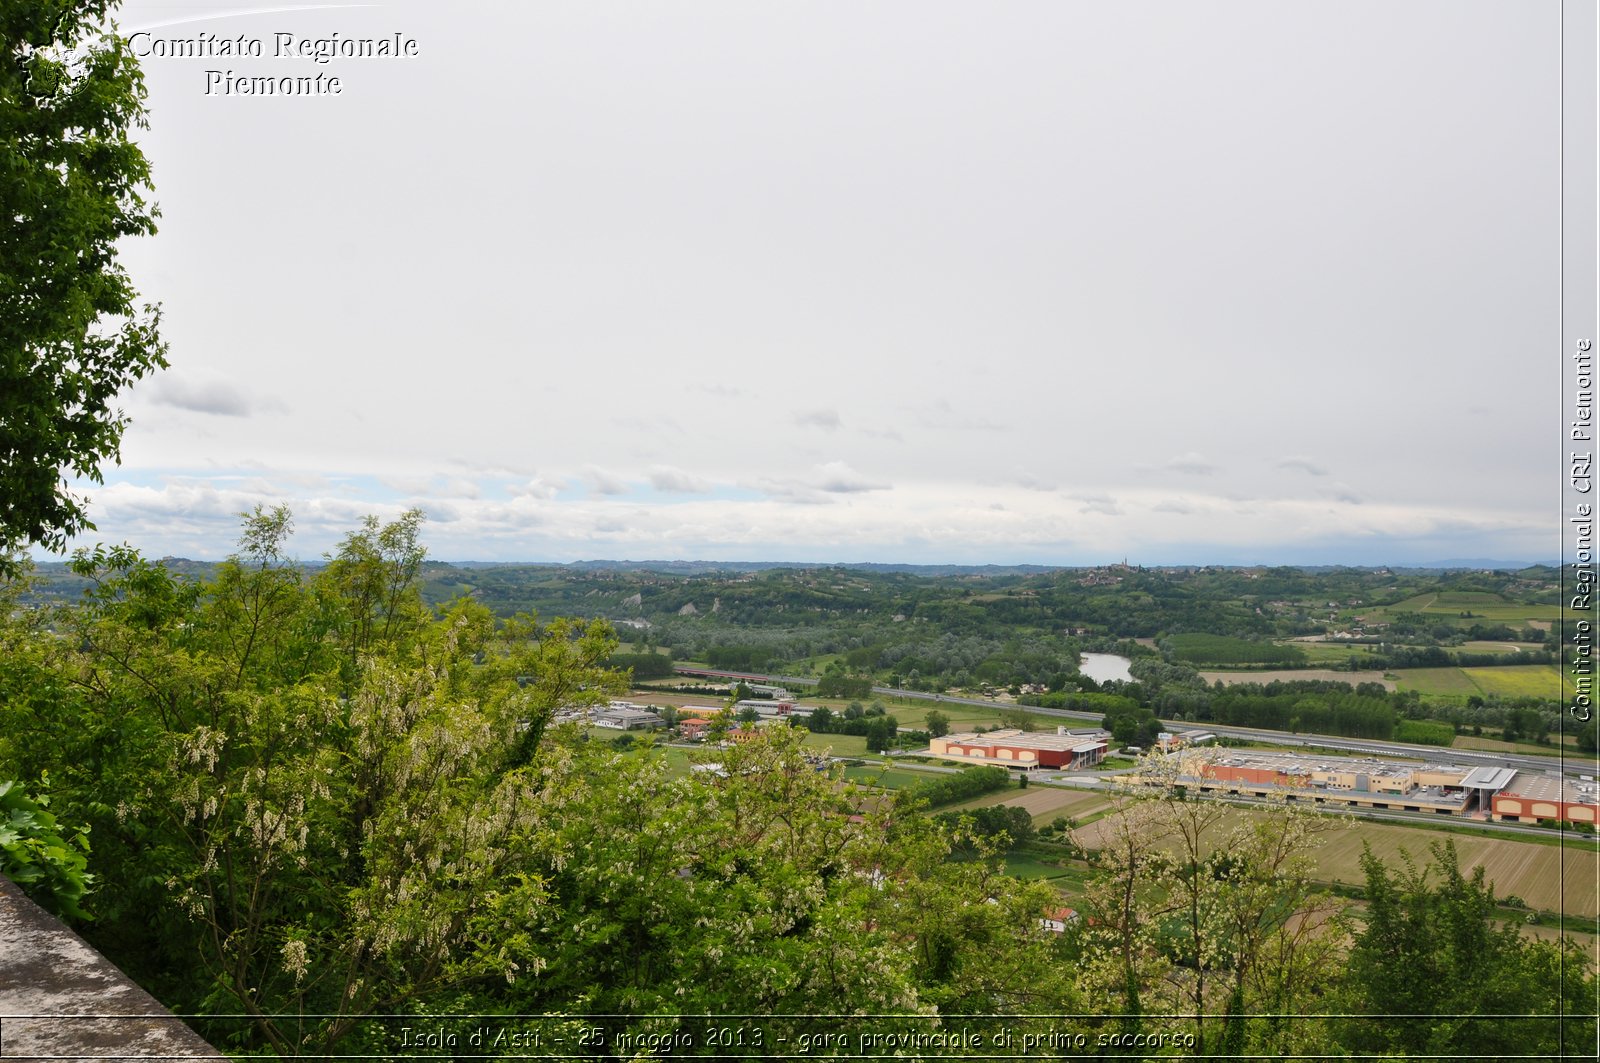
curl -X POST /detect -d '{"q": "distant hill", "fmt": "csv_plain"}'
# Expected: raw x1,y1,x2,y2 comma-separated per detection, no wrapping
539,560,1063,577
1410,559,1558,570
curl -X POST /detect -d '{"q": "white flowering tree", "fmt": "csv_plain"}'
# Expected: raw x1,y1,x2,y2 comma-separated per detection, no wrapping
10,508,623,1055
459,723,1085,1051
1073,752,1348,1056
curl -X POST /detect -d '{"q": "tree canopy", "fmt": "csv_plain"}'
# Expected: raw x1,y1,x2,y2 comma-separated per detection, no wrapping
1339,840,1593,1058
0,514,1590,1058
1,1,166,572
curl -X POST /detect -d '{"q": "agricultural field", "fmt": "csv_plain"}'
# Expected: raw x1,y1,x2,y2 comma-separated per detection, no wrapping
1451,734,1578,755
945,786,1109,826
1072,807,1600,918
1462,640,1547,654
1200,668,1394,689
1168,633,1307,666
1517,920,1600,963
1000,852,1097,892
1280,640,1388,666
1392,667,1483,696
1375,592,1561,624
999,854,1077,882
655,746,696,778
893,701,1003,731
1308,823,1598,917
1391,664,1571,699
1464,664,1573,698
840,764,929,789
797,731,870,757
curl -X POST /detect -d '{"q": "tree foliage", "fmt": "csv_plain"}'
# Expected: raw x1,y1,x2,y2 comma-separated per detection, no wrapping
1,510,625,1053
0,516,1590,1058
1073,764,1351,1056
1339,840,1595,1058
1,2,167,570
0,779,93,919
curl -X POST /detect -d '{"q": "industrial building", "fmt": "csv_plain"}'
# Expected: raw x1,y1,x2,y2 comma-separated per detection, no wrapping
1157,729,1217,752
928,729,1106,771
592,703,664,730
1492,774,1600,825
733,699,813,720
1127,748,1599,823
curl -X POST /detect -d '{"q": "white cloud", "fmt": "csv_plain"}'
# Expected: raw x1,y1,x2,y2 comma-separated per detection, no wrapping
794,409,843,431
508,476,564,500
812,461,888,494
1278,456,1329,477
58,474,1548,566
379,475,482,500
148,377,285,418
746,461,889,504
75,0,1548,567
1327,482,1363,505
648,465,712,493
582,467,630,496
1012,472,1056,492
1166,453,1217,476
1072,493,1122,517
915,398,1008,432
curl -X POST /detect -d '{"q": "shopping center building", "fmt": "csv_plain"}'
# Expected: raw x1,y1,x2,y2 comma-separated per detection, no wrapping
1128,748,1597,822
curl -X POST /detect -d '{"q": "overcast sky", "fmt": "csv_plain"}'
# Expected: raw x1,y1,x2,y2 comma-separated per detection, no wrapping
61,0,1560,566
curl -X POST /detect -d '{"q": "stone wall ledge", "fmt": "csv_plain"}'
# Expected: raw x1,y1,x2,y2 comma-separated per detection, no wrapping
0,877,225,1061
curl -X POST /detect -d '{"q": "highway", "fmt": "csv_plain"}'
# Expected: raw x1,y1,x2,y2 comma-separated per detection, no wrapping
673,667,1598,778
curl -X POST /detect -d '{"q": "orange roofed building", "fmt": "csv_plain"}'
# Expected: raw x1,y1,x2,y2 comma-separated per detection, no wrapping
928,729,1105,771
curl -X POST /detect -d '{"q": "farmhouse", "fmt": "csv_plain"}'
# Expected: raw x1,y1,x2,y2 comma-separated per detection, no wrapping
678,717,714,740
1040,906,1080,934
928,729,1106,771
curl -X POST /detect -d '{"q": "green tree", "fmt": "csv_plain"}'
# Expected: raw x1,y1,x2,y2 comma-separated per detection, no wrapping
1,1,167,572
477,726,937,1045
1577,716,1598,754
0,779,93,919
1338,840,1594,1058
320,508,427,686
887,798,1081,1025
864,715,896,752
938,804,1033,849
924,709,951,737
1076,767,1347,1055
1,510,626,1055
998,707,1038,732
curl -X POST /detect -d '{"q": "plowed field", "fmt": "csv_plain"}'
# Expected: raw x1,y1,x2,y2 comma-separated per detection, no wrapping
1072,807,1598,917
